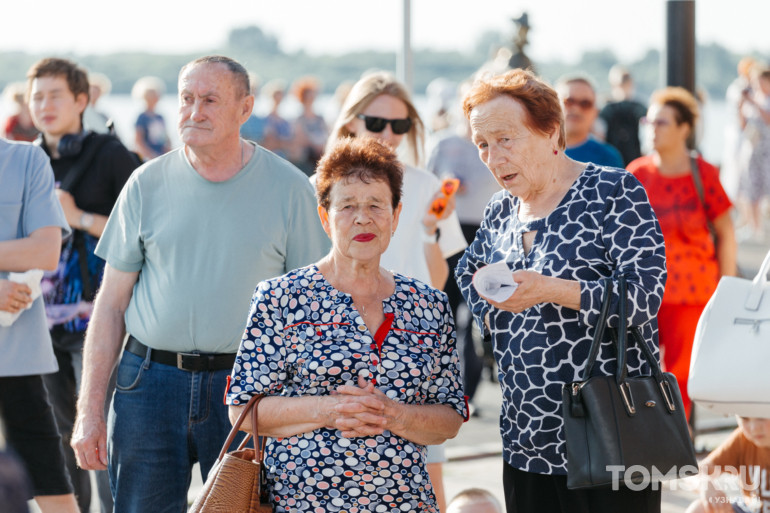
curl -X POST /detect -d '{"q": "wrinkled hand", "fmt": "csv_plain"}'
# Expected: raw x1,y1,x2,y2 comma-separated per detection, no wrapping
333,375,401,438
71,411,109,470
0,279,32,313
55,189,81,228
484,270,546,314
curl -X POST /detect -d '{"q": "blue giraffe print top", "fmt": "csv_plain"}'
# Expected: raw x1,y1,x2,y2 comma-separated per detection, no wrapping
456,163,667,475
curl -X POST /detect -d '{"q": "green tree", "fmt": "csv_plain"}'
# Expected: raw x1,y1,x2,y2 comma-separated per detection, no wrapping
227,26,281,55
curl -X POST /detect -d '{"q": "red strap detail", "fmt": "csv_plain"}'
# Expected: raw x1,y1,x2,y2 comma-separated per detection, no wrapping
373,313,395,354
223,375,232,405
462,395,470,422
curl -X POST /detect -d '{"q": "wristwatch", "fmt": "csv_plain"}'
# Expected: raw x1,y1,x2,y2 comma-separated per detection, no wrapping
79,212,95,231
421,229,438,244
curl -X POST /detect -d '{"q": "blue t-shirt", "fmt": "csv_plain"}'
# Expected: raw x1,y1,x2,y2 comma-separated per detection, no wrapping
240,114,267,143
135,111,169,156
0,140,70,376
565,137,624,169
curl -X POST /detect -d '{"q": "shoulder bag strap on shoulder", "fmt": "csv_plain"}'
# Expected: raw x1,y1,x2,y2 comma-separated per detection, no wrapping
689,153,718,245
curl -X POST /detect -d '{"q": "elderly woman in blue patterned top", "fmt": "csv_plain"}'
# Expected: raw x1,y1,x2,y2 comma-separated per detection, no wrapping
226,136,467,513
455,69,667,513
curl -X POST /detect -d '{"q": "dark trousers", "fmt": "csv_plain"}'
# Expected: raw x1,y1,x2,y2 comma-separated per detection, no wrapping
44,330,115,513
446,223,485,402
0,374,72,497
502,462,661,513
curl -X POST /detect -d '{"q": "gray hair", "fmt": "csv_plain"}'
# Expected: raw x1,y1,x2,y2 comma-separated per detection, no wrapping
179,55,251,98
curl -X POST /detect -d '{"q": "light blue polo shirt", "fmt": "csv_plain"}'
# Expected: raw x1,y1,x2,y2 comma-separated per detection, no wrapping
0,140,70,377
96,143,330,353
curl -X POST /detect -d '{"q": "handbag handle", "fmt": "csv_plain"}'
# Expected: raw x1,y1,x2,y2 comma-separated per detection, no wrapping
580,278,613,381
745,249,770,311
218,394,266,463
614,276,678,414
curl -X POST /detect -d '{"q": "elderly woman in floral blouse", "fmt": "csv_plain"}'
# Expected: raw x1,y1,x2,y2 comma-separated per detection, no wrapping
226,136,467,513
455,69,667,513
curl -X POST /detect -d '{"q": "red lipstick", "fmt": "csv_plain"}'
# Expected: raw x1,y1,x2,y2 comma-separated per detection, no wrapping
353,233,376,242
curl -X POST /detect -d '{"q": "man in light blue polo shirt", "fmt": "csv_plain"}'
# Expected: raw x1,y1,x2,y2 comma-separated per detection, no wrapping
0,138,78,512
70,56,329,512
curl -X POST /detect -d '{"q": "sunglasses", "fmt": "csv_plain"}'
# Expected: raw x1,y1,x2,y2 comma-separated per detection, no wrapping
641,117,672,128
357,114,412,135
563,97,595,110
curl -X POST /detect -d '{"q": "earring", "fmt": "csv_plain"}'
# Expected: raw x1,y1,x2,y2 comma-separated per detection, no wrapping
553,149,558,155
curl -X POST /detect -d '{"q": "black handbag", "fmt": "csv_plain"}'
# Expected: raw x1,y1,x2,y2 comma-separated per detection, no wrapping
561,276,698,489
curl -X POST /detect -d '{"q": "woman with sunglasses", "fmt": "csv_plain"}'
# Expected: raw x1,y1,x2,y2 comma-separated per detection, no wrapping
324,70,468,510
628,86,737,421
456,69,666,512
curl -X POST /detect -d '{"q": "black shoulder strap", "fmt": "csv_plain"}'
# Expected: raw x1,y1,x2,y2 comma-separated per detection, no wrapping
689,153,718,245
59,133,114,193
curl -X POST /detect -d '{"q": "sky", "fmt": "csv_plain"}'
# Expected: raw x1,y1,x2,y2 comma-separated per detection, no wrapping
1,0,767,64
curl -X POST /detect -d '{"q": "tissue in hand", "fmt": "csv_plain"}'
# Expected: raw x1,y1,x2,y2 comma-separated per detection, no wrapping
472,261,518,302
0,269,44,327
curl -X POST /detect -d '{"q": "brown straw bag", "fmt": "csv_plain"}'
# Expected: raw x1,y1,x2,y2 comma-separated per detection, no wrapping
189,394,272,512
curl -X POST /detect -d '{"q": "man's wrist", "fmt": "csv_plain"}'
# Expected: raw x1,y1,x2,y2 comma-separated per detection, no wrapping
79,211,95,231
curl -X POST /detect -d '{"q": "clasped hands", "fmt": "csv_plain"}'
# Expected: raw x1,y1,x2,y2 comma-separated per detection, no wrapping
327,374,404,438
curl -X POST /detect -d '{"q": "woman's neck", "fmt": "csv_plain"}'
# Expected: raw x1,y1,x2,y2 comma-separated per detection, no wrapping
318,253,383,294
653,146,691,177
518,159,584,223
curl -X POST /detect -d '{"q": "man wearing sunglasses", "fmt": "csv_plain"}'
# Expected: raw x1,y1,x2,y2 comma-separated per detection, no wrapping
555,74,624,169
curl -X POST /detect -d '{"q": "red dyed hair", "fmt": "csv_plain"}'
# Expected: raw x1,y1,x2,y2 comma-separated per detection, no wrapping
462,69,566,149
315,137,403,210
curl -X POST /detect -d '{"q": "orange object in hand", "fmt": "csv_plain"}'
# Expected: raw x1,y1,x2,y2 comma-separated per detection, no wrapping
431,177,460,217
431,196,448,216
441,178,460,197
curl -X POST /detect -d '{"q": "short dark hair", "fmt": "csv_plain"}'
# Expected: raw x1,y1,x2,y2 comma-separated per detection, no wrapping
26,58,89,103
179,55,250,98
315,137,403,211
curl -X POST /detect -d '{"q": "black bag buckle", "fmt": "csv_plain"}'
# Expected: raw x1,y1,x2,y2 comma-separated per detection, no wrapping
619,382,636,416
659,379,677,412
569,383,585,417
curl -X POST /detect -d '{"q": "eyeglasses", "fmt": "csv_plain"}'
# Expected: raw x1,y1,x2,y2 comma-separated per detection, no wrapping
357,114,412,135
562,97,595,110
641,117,672,128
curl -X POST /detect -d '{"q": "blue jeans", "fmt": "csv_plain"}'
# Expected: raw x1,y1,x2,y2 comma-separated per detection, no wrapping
108,349,244,513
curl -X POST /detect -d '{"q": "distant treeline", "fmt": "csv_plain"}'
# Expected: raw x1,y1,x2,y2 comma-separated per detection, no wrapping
1,25,766,104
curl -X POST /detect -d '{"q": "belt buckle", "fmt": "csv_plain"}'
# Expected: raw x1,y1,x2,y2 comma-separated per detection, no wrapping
176,352,202,371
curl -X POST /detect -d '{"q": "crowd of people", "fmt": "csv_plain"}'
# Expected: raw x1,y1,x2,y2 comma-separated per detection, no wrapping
1,50,769,513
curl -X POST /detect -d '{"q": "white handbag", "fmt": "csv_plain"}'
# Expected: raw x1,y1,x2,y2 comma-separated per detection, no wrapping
689,248,770,418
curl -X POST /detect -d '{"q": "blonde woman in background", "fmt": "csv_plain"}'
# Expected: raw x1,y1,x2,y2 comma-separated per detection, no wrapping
324,70,469,511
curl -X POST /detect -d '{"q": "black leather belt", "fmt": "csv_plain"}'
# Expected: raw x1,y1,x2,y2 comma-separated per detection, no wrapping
125,335,236,372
